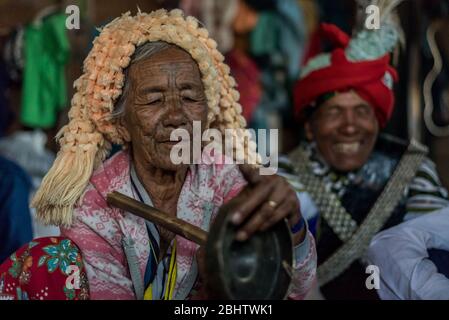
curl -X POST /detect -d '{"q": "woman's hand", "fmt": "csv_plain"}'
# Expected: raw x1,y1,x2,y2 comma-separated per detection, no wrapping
231,164,306,245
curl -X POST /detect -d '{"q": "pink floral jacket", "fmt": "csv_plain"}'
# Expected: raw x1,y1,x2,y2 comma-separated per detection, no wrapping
61,151,316,299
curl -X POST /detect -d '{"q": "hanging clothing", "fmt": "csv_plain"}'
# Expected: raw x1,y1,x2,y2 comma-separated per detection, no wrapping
247,0,307,132
250,0,306,80
2,27,25,84
21,13,69,128
279,134,449,299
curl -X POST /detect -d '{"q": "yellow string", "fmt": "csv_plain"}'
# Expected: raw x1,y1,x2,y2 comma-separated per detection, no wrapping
143,240,177,300
143,281,152,300
164,240,177,300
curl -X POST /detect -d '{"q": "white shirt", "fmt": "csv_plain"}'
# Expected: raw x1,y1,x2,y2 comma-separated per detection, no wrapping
365,208,449,300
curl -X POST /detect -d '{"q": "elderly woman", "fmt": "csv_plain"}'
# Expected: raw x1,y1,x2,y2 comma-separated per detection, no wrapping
279,21,449,299
0,10,316,300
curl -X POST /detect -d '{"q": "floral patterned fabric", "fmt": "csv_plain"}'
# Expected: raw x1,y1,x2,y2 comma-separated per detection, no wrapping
0,237,89,300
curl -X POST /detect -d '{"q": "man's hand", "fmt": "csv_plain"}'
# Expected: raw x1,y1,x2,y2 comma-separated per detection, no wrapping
231,164,305,245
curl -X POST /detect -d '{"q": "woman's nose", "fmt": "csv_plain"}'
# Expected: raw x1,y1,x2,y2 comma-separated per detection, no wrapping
163,97,187,128
162,113,187,128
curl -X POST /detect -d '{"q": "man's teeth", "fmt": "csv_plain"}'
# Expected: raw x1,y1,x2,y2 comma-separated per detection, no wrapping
333,142,361,154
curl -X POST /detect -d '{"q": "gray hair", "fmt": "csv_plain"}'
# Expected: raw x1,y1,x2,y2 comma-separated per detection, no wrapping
111,41,178,118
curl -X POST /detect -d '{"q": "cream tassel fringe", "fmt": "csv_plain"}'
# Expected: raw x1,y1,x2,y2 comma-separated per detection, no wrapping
31,143,100,227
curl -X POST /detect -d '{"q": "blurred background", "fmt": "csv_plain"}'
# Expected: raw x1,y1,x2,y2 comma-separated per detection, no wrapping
0,0,448,238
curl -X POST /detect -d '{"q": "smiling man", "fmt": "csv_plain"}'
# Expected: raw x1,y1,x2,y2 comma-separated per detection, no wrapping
279,23,449,299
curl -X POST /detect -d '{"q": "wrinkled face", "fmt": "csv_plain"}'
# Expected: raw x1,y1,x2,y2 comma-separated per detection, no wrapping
305,91,379,172
121,46,208,171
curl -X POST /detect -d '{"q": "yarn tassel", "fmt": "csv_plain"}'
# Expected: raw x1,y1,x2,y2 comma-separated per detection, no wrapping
31,143,99,227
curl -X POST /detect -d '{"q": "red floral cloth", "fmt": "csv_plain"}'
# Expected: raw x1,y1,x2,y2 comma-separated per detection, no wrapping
0,237,89,300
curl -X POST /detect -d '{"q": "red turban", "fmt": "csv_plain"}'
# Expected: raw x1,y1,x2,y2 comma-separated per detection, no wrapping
294,23,398,127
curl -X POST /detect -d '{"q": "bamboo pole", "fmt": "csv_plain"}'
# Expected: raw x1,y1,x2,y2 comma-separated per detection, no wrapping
106,191,208,246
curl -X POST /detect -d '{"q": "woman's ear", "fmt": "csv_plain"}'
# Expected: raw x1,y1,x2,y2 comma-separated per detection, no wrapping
304,121,314,141
116,116,131,143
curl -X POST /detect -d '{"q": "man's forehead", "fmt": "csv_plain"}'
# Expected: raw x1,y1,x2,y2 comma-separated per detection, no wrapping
322,91,370,108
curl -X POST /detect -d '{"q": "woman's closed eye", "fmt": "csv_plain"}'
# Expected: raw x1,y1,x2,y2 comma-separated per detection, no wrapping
147,97,163,105
181,95,198,102
181,91,202,103
135,94,164,106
